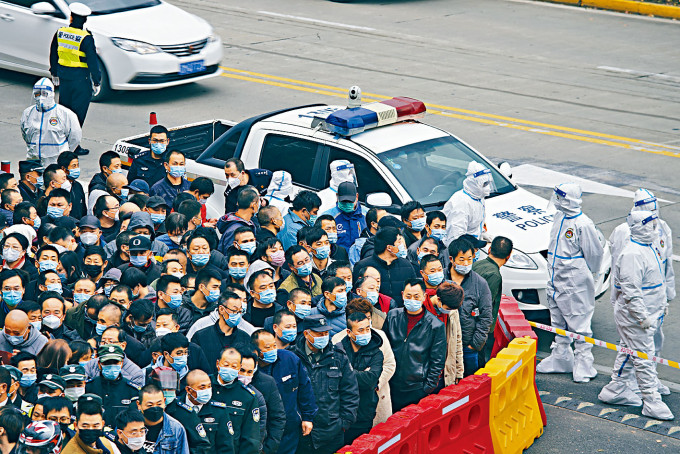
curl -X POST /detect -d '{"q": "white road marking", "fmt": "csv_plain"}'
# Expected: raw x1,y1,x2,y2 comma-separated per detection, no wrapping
257,11,376,31
597,66,680,83
673,254,680,262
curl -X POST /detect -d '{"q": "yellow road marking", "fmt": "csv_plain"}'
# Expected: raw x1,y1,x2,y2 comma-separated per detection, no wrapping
219,66,680,158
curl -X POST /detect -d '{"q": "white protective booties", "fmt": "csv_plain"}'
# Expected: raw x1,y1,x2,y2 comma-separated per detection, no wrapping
598,380,643,406
641,392,674,420
537,342,574,374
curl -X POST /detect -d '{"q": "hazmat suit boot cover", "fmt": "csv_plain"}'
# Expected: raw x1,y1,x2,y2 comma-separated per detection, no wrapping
658,382,671,396
572,349,597,383
641,391,674,420
599,380,643,406
537,341,574,374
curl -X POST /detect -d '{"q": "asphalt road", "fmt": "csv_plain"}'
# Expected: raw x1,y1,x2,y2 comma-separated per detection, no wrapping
1,0,679,447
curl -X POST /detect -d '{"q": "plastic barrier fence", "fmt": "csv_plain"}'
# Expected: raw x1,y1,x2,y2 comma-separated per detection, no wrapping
476,338,543,454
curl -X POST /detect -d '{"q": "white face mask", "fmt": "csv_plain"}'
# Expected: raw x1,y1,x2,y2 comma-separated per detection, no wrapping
125,435,146,451
238,374,252,386
65,386,85,402
227,177,241,190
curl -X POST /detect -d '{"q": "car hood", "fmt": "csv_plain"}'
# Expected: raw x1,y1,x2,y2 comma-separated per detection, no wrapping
87,2,211,45
485,187,556,254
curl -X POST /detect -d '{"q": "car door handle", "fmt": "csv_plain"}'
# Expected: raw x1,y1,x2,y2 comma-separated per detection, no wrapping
0,14,14,22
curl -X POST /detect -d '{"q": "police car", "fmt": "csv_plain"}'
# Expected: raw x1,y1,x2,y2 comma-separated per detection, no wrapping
0,0,222,100
114,91,612,318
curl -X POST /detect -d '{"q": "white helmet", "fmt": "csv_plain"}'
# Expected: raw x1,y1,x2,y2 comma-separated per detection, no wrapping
69,2,92,17
33,77,55,112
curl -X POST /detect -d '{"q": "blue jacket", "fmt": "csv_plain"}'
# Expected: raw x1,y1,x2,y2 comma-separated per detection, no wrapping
153,412,190,454
217,213,255,254
310,299,347,338
324,204,367,250
278,211,309,250
259,348,317,431
150,176,191,208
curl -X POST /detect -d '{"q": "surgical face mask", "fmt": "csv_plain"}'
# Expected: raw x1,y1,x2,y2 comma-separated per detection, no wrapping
327,231,338,244
104,285,114,297
313,245,330,260
270,250,286,267
353,332,371,346
80,232,99,246
338,201,355,213
46,206,65,218
225,312,242,328
226,177,241,190
166,294,182,309
229,266,248,279
45,282,63,295
53,244,67,254
435,306,452,316
199,198,208,205
3,248,22,263
344,280,353,292
120,188,129,200
238,374,253,386
2,290,22,307
280,328,297,343
410,216,426,231
191,253,210,267
193,387,212,405
294,304,311,319
203,288,220,303
65,386,85,402
239,241,257,255
131,323,148,334
150,143,167,156
130,255,148,267
169,165,186,178
427,271,445,286
218,366,238,383
163,390,176,405
30,320,42,331
38,261,57,273
332,291,347,309
20,373,36,388
308,214,318,226
34,89,55,111
365,291,379,306
454,264,472,275
150,213,166,225
111,168,124,175
258,288,277,305
43,314,61,329
262,349,278,364
125,435,146,451
156,327,172,337
61,180,72,192
95,323,107,336
417,250,427,262
403,299,423,312
310,334,329,350
430,228,446,242
101,364,122,380
170,272,184,279
74,292,90,305
170,355,188,371
69,167,81,179
394,243,407,259
296,262,313,277
32,217,41,230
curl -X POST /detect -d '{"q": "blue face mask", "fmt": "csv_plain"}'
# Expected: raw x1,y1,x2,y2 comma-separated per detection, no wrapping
296,262,313,277
169,166,186,178
20,373,37,388
294,304,311,319
46,283,63,294
332,291,347,309
130,255,148,267
132,323,148,333
204,289,220,303
69,167,80,179
150,213,166,225
327,231,338,244
410,216,426,231
4,329,26,346
311,334,329,350
427,271,445,286
95,323,107,336
430,228,447,242
120,188,129,200
101,364,122,380
32,217,41,230
396,243,408,259
344,280,353,292
313,245,330,260
353,332,371,346
280,328,297,343
46,206,64,218
258,288,277,305
366,291,379,306
167,294,182,309
226,312,242,328
36,176,44,187
150,143,167,156
218,366,238,383
229,267,248,279
74,292,90,305
39,260,58,272
338,202,355,213
2,290,22,307
404,299,423,312
455,264,472,275
191,253,210,267
193,387,212,405
262,349,278,364
417,250,427,262
239,242,257,255
170,355,187,371
111,168,124,175
308,214,318,226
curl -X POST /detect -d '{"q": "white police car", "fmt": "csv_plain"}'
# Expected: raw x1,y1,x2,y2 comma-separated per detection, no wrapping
114,92,611,318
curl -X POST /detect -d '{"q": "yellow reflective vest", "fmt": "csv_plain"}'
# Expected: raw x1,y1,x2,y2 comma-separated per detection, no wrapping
56,26,89,68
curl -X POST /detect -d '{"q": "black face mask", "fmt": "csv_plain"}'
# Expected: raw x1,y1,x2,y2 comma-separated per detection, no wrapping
60,422,71,435
143,406,164,422
78,428,102,445
83,264,102,278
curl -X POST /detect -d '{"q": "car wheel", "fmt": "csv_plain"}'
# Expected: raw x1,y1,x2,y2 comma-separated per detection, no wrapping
91,58,111,103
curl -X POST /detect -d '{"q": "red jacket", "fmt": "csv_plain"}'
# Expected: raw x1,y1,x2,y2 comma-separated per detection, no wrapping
423,287,448,326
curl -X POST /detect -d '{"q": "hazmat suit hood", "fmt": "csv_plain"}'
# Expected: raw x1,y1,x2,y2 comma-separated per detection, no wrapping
265,170,293,202
627,210,657,245
632,188,659,217
462,161,494,200
33,77,55,112
551,183,582,216
329,160,357,191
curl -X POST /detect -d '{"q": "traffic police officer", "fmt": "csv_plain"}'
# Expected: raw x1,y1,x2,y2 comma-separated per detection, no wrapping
49,2,101,155
85,344,140,428
127,125,170,187
211,347,260,454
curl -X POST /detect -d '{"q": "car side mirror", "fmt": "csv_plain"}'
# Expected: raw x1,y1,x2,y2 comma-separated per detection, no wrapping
498,161,513,179
366,192,392,207
31,2,57,15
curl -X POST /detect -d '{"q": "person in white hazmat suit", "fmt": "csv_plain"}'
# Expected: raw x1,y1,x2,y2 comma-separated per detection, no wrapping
318,160,358,214
598,211,674,420
263,170,294,216
20,77,81,167
537,183,604,383
443,161,495,246
607,188,674,396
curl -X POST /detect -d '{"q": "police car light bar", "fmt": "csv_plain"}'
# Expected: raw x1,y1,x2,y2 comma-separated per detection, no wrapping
321,97,426,137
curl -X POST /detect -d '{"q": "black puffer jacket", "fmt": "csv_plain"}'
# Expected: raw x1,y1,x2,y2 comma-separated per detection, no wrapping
383,307,446,393
353,254,416,306
457,272,493,351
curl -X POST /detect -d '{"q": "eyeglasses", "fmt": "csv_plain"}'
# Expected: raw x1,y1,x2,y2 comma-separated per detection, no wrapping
124,427,148,437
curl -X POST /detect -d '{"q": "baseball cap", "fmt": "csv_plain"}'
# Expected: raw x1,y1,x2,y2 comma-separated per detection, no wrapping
128,235,151,252
128,180,150,194
98,344,124,362
459,234,487,249
146,196,169,210
337,182,357,203
79,215,101,229
60,364,86,382
39,374,66,391
303,314,331,332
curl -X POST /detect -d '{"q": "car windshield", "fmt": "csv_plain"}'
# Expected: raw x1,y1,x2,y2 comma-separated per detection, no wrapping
377,135,515,206
66,0,160,15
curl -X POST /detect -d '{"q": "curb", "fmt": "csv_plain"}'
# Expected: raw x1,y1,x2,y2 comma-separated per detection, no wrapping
539,0,680,19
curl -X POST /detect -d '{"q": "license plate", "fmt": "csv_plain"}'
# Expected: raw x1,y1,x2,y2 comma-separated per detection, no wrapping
179,60,205,75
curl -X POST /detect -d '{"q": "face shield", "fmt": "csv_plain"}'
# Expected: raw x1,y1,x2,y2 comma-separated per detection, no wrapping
150,366,179,391
627,210,657,244
265,170,293,202
472,168,496,197
632,189,658,216
32,78,55,112
329,160,357,191
548,183,582,215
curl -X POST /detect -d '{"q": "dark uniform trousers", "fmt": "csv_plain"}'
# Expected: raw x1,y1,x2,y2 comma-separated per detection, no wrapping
85,376,140,428
60,76,92,126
